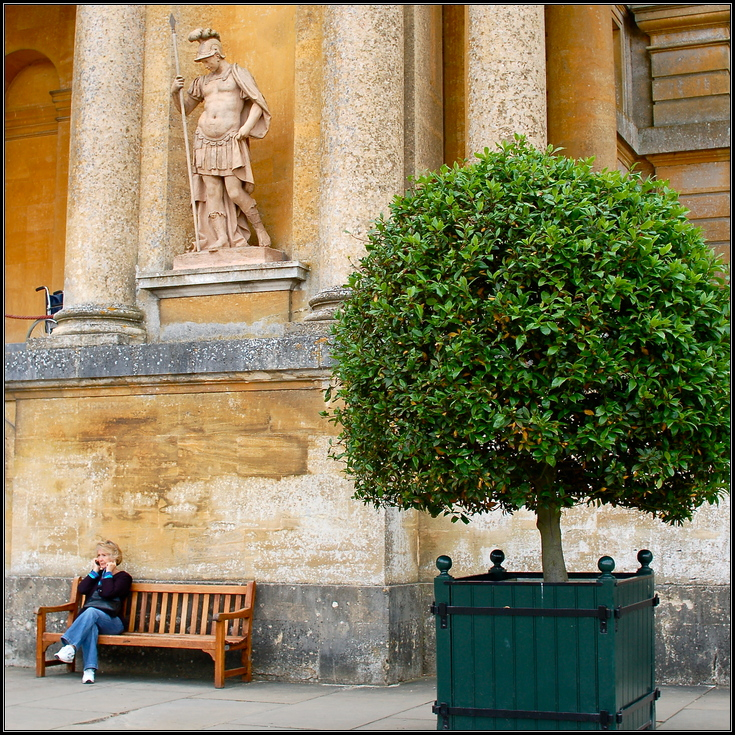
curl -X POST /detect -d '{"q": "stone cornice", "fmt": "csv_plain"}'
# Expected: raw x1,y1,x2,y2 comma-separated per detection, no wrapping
5,337,336,392
629,5,731,33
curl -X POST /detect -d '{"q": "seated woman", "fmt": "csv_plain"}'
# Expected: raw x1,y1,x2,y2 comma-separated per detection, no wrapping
54,540,132,684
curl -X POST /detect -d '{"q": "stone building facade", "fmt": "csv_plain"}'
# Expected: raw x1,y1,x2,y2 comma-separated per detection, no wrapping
5,5,730,685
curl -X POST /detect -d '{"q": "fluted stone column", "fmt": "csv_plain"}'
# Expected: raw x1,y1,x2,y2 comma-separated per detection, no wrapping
546,5,617,170
51,5,146,345
466,5,547,154
307,5,405,320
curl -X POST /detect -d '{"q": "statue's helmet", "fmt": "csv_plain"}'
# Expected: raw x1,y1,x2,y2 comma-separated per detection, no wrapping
194,37,224,61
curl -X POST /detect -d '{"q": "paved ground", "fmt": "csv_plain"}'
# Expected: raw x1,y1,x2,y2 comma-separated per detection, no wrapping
4,666,730,731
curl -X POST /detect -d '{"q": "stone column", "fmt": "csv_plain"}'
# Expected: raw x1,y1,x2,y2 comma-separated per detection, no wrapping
307,5,405,320
546,5,617,171
466,5,547,154
51,5,146,346
50,88,72,291
404,5,444,180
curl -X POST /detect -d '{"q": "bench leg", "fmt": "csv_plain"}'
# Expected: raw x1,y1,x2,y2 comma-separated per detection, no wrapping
37,642,76,677
36,615,47,677
214,646,226,689
36,646,46,678
242,641,252,682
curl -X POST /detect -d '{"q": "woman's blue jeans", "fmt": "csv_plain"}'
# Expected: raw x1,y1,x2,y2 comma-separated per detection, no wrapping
62,607,124,670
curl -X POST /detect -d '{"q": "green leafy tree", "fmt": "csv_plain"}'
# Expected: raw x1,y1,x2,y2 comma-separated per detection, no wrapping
326,138,730,582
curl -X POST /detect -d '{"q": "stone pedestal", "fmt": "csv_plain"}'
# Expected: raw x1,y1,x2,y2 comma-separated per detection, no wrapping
172,246,287,271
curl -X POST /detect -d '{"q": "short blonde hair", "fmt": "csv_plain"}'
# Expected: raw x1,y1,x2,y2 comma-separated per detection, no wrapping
96,540,123,565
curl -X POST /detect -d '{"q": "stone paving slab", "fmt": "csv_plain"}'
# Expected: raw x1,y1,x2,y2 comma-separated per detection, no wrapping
657,686,731,731
4,666,730,731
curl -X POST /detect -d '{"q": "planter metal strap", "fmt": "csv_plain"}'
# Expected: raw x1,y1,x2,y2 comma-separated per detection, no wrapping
432,702,615,730
615,594,660,617
432,690,660,730
617,688,661,729
431,596,658,633
431,601,613,631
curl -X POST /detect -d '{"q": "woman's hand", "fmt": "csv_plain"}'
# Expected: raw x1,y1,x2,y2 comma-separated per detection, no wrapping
105,560,118,575
92,558,101,573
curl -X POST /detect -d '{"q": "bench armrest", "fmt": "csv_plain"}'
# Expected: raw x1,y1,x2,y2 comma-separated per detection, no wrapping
36,602,77,616
214,607,253,622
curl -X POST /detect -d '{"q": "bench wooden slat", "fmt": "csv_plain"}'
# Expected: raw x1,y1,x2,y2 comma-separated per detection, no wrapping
97,633,248,648
158,593,169,634
233,595,243,635
179,593,189,635
128,591,139,632
126,582,254,594
210,594,217,637
147,592,158,633
138,591,149,633
168,593,179,635
200,594,210,635
190,593,199,635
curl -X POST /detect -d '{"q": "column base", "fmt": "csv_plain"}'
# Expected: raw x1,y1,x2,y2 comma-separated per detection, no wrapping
304,287,352,321
40,304,146,348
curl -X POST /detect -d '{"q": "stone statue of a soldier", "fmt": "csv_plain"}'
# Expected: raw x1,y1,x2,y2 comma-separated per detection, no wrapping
172,28,272,251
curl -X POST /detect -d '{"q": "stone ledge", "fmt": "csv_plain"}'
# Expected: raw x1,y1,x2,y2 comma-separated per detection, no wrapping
5,337,335,384
138,261,310,298
620,119,731,157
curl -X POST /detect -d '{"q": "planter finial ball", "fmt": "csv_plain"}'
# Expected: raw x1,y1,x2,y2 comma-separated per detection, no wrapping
436,555,453,575
637,549,654,575
489,549,506,578
598,555,616,577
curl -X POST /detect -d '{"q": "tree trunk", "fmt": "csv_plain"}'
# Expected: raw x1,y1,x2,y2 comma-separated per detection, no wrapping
536,505,568,583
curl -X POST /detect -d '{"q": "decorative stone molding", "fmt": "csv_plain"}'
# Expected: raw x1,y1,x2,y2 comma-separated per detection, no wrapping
50,88,72,122
138,261,309,299
4,104,58,140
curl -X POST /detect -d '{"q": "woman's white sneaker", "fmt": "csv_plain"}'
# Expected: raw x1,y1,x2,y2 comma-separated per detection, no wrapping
54,644,76,663
82,669,96,684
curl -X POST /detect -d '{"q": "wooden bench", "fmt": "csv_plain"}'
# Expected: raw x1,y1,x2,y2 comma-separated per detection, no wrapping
36,579,256,688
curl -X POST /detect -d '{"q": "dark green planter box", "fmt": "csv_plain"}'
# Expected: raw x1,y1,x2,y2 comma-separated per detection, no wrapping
432,551,658,731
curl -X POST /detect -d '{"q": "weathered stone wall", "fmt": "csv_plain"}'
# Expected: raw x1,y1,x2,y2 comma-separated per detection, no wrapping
6,340,391,586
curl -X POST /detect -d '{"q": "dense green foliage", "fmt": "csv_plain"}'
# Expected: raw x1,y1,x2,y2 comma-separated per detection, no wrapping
327,139,730,526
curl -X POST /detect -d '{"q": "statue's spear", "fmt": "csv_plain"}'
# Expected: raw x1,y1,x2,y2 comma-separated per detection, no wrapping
169,14,201,251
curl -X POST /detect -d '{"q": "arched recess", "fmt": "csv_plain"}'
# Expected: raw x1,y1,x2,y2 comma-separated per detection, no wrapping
5,50,70,343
